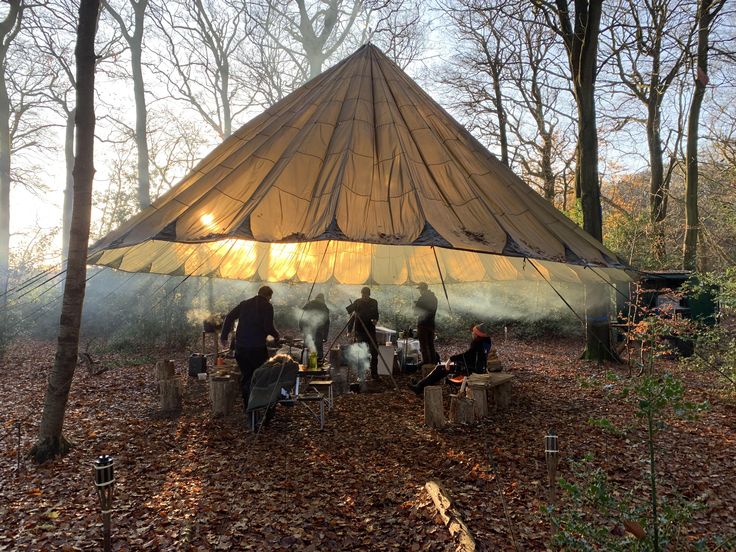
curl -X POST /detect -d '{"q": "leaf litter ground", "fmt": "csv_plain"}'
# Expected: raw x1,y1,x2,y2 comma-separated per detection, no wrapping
1,337,735,550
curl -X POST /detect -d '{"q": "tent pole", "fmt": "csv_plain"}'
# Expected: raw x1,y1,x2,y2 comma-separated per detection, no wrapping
431,246,452,313
298,240,332,333
323,311,355,384
305,240,331,304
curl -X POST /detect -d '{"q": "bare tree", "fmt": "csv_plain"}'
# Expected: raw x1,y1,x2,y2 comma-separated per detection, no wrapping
152,0,255,140
252,0,363,80
93,107,208,239
29,1,120,258
248,0,425,102
607,0,694,260
102,0,151,209
440,0,512,166
507,10,576,202
683,0,727,270
32,0,101,463
440,2,575,202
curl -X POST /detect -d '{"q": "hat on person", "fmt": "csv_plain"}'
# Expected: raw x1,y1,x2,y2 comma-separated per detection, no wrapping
472,324,489,337
416,282,428,291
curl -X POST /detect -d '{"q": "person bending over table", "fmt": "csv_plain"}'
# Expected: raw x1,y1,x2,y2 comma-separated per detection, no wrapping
220,286,280,416
410,324,491,395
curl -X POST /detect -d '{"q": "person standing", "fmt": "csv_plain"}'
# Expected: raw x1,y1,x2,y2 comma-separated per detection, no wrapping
346,287,379,380
299,293,330,361
220,286,280,414
414,282,438,365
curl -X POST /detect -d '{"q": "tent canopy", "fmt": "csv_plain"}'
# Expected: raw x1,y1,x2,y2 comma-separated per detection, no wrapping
89,44,629,286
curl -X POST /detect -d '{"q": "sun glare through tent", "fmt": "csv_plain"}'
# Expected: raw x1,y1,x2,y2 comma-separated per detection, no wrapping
200,213,216,230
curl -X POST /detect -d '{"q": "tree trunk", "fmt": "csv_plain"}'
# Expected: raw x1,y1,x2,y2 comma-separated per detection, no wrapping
648,100,667,261
554,0,603,242
541,131,555,201
491,64,509,166
131,41,150,209
62,108,75,259
0,0,21,303
104,0,150,209
581,283,619,363
684,0,717,271
0,69,9,303
576,84,602,242
32,0,101,464
220,59,231,138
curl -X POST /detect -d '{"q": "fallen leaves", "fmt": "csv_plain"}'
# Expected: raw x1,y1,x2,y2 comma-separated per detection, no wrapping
1,337,735,550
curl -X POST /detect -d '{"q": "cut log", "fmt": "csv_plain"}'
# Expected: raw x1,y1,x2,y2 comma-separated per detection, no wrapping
449,394,474,424
468,384,488,420
159,379,182,411
155,359,175,382
425,480,476,552
210,376,235,416
424,386,446,429
492,381,512,410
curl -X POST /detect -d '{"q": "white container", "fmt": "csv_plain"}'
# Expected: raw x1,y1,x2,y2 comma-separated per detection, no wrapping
197,372,208,381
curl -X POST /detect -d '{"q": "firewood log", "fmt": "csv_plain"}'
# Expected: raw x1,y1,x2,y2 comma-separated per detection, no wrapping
425,480,476,552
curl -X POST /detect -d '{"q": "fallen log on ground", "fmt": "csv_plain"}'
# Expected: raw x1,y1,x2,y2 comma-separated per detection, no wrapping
425,480,476,552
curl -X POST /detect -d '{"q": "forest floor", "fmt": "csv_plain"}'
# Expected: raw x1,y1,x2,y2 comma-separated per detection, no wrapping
1,336,735,551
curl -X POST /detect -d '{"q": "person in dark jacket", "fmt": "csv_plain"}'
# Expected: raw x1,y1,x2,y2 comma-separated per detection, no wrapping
299,293,330,361
411,324,491,395
346,287,380,380
220,286,280,413
414,282,438,364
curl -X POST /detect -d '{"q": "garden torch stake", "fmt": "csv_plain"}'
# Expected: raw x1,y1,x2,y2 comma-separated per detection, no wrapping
94,455,115,552
545,430,559,506
15,422,21,474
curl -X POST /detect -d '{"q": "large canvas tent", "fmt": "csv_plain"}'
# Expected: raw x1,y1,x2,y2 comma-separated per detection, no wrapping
88,44,630,287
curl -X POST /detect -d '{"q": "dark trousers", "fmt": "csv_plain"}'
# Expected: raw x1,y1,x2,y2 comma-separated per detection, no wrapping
357,332,379,379
417,324,437,365
235,346,268,411
415,364,448,392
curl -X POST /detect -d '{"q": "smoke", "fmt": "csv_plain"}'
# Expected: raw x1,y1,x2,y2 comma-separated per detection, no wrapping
343,342,370,382
186,308,213,325
303,332,316,353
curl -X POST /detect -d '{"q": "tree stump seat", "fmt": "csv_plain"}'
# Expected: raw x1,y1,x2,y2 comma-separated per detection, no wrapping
466,373,514,410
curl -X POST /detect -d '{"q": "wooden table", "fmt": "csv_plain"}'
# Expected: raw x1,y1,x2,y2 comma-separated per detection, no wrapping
467,372,514,410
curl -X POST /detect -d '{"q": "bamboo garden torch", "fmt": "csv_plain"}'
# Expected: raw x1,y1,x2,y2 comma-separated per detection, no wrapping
94,455,115,552
545,430,559,506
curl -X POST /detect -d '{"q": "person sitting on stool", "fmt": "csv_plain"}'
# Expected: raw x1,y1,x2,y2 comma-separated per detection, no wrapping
410,323,491,395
